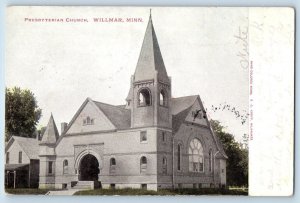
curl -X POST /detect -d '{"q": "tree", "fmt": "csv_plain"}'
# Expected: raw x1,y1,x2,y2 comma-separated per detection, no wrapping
210,120,248,187
5,87,42,141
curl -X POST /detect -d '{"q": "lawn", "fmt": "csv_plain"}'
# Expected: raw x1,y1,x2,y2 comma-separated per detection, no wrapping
5,188,52,195
74,188,248,196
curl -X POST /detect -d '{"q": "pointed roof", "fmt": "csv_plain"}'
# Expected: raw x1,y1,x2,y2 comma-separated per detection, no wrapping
134,13,169,83
40,114,59,144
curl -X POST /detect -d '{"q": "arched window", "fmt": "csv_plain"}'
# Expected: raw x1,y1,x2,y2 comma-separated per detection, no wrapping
87,116,91,124
162,157,167,174
188,138,204,172
110,158,116,174
209,149,213,172
110,158,116,166
177,144,182,171
159,90,167,106
138,89,151,106
140,156,147,173
63,160,68,174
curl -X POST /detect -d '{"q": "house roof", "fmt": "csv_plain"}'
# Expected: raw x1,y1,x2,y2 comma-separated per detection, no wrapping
9,136,40,159
134,13,169,83
93,101,131,130
40,114,59,144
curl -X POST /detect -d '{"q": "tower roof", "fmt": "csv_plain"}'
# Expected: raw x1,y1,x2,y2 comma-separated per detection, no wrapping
40,114,59,144
134,13,169,83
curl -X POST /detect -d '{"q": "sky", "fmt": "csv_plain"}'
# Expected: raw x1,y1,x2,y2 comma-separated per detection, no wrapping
5,7,249,142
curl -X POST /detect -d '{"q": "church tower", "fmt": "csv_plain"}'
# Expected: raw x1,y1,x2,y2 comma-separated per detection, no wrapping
38,114,59,189
126,13,172,129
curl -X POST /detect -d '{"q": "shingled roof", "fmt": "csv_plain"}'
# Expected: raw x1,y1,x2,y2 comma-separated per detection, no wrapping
93,101,131,130
7,136,39,159
40,114,59,144
134,13,169,83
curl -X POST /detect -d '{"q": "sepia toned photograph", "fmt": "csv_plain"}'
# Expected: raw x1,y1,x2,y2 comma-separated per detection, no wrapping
4,6,293,196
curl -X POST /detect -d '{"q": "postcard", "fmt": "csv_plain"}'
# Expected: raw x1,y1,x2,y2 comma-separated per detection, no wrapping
4,6,294,196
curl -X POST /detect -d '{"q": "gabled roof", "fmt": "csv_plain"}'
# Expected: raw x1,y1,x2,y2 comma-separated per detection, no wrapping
6,136,39,159
171,95,198,115
134,13,169,83
40,114,59,144
93,101,131,130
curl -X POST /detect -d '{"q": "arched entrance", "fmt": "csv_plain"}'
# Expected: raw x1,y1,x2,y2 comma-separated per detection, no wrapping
79,154,100,181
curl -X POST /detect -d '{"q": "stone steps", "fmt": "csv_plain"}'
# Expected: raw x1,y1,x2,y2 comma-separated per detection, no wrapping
70,181,94,190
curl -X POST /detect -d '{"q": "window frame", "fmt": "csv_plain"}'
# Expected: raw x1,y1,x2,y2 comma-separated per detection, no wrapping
159,89,168,107
63,160,68,174
140,156,147,173
140,131,147,143
18,151,22,164
48,161,53,175
188,138,205,173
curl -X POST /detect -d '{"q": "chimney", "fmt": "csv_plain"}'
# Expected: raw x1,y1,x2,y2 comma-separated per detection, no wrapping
61,122,68,135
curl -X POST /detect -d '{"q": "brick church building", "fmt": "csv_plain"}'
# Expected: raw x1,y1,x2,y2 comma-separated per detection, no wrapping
5,14,227,191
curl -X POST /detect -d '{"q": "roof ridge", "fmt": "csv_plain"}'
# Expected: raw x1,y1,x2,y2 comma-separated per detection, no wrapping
93,100,129,111
171,95,199,100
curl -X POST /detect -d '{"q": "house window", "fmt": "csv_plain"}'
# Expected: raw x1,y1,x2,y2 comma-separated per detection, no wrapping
138,88,151,106
177,144,182,171
140,131,147,142
188,138,204,172
48,161,53,174
63,160,68,174
18,151,22,164
6,152,9,164
140,156,147,173
110,158,116,173
159,90,167,106
162,157,167,174
209,149,213,172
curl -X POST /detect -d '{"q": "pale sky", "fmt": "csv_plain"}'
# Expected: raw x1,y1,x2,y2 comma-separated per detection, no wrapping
6,7,249,142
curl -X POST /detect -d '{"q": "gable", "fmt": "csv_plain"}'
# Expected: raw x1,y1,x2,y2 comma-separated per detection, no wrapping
185,98,209,126
6,138,30,164
65,99,116,135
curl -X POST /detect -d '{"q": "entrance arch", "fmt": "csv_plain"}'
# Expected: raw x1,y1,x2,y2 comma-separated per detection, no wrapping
79,154,100,181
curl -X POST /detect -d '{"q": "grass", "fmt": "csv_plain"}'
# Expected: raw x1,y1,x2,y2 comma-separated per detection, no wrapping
74,188,248,196
5,188,52,195
5,187,248,196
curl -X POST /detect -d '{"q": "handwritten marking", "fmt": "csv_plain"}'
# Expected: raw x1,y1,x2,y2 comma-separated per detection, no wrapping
234,26,249,70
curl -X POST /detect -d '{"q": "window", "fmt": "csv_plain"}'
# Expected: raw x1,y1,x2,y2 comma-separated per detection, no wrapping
188,138,204,172
18,151,22,164
178,183,182,189
140,156,147,173
198,183,202,188
138,89,151,106
110,184,116,189
63,160,68,174
48,161,53,174
110,158,116,173
193,183,197,189
141,184,147,189
162,132,166,142
159,90,167,106
177,144,182,171
209,149,213,172
6,152,9,164
83,116,94,125
162,157,167,174
140,131,147,142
